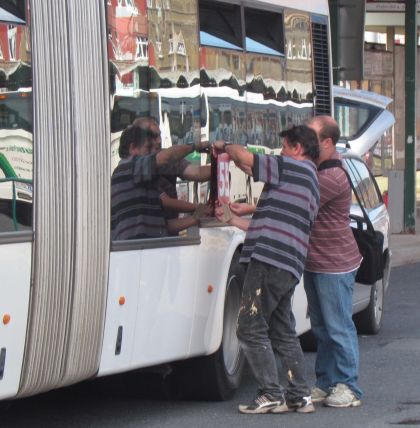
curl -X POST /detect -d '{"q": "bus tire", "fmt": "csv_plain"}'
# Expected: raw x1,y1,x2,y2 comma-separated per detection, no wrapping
299,329,318,352
172,254,245,401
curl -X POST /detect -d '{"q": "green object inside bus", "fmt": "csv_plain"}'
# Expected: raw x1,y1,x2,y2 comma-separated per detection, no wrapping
246,145,266,154
0,153,17,178
185,151,202,163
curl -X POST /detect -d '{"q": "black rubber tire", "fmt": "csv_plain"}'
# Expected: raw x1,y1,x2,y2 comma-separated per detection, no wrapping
299,329,318,352
171,253,246,401
354,277,385,335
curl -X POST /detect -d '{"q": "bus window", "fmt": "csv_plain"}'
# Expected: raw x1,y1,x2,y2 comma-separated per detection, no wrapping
198,0,242,51
283,9,314,124
244,7,284,56
0,13,33,234
199,1,245,145
244,7,286,149
109,0,204,244
0,1,26,24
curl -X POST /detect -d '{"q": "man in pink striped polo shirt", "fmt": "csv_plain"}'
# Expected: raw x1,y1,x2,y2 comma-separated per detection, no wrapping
305,115,363,408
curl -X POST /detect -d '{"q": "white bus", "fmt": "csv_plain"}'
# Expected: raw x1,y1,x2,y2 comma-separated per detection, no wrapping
0,0,332,401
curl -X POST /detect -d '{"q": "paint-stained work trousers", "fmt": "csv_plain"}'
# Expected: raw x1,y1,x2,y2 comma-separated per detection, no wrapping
237,258,310,400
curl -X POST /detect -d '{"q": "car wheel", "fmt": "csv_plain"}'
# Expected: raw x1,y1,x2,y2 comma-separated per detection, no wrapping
171,253,245,401
354,276,384,335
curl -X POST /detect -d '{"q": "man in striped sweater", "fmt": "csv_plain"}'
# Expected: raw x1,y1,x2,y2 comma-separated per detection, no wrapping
213,125,320,414
111,122,210,240
305,115,363,408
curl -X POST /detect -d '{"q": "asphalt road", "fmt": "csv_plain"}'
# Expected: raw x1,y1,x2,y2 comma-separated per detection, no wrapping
3,263,420,428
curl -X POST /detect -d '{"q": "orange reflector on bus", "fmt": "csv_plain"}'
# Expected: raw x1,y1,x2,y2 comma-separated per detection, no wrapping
207,285,214,293
119,296,126,306
3,314,11,325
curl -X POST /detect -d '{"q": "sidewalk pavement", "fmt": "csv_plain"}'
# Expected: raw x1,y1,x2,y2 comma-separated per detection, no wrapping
390,211,420,267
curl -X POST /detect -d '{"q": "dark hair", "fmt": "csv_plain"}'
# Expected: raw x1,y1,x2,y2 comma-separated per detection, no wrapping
279,125,319,161
118,125,151,158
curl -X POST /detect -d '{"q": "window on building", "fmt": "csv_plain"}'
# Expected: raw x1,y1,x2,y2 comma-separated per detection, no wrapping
8,25,17,60
135,36,149,59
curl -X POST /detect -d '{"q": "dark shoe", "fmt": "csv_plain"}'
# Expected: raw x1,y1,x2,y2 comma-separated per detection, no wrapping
238,393,288,414
287,395,315,413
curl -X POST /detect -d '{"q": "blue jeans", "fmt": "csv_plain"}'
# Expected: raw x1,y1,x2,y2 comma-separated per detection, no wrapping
237,259,310,400
303,270,363,399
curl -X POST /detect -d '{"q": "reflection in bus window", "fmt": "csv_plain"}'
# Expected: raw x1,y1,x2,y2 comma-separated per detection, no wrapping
109,0,204,242
283,9,313,125
0,12,33,233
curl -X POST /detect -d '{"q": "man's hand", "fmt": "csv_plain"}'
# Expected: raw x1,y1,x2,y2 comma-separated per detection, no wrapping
194,140,211,153
215,205,250,231
193,203,209,220
215,205,232,224
212,140,226,157
230,202,256,216
212,141,254,175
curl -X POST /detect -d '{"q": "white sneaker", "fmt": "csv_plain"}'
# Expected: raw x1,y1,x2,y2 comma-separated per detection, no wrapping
311,386,328,403
324,383,361,408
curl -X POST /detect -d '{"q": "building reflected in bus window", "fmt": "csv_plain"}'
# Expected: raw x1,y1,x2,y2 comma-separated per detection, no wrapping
148,0,200,148
199,0,246,146
283,10,314,126
245,7,285,149
0,5,33,233
108,0,204,242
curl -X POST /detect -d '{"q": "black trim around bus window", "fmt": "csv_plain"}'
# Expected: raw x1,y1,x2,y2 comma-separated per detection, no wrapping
0,1,26,24
111,226,201,251
244,7,284,56
0,230,33,244
199,0,243,50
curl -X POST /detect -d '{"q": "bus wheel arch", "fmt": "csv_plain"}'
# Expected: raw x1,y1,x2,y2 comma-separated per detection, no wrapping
171,249,245,401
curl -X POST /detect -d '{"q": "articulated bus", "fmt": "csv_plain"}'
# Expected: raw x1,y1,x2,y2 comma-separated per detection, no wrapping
0,0,331,401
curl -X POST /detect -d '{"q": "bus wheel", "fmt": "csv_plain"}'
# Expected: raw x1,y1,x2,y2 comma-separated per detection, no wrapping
172,255,245,401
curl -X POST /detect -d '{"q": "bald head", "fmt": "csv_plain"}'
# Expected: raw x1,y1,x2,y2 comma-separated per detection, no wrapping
308,115,340,145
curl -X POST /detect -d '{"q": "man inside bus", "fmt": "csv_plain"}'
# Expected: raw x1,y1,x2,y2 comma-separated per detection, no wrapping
132,116,212,228
111,121,210,240
213,125,320,414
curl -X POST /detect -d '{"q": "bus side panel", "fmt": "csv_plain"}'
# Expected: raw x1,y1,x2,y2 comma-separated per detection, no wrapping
131,245,200,367
98,251,142,376
189,227,245,357
0,243,31,399
99,244,200,375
